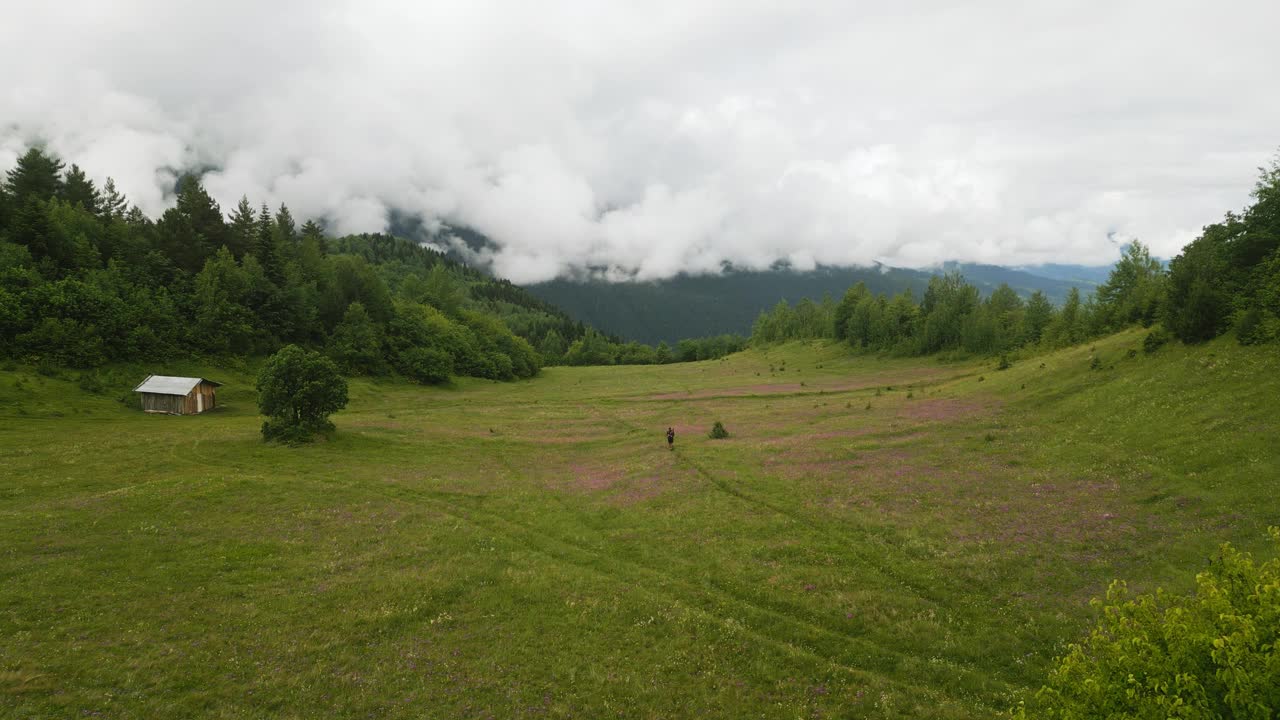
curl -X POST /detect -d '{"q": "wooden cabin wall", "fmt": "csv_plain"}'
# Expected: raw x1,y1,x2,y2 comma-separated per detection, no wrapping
141,393,185,414
198,382,216,411
139,383,217,415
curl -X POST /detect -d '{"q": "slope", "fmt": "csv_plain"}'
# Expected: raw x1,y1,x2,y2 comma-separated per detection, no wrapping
525,263,1102,345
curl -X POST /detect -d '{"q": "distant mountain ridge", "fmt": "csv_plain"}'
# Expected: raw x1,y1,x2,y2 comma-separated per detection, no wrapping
399,220,1115,345
524,262,1112,345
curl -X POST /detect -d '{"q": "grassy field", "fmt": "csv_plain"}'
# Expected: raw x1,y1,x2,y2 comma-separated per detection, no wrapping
2,329,1278,718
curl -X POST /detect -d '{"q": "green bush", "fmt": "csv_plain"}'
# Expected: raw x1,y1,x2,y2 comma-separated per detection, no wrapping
35,358,61,378
709,421,729,439
997,354,1011,370
1143,326,1172,354
1237,306,1278,346
1019,529,1280,719
398,347,453,385
76,371,105,394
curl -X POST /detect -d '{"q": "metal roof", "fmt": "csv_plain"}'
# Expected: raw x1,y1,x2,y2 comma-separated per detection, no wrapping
133,375,223,396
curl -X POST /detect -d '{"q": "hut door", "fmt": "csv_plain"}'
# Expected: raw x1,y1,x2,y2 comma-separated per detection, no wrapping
197,393,204,413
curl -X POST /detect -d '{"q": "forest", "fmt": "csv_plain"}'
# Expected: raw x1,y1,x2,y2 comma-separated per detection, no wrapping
3,147,1275,381
750,157,1280,356
0,148,739,380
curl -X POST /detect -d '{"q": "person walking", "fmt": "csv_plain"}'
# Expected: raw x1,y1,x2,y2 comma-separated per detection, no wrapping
666,426,675,450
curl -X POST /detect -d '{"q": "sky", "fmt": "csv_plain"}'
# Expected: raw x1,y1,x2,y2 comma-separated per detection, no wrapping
2,1,1278,283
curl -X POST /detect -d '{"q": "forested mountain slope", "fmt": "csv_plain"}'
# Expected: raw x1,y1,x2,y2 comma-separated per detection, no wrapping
525,262,1101,345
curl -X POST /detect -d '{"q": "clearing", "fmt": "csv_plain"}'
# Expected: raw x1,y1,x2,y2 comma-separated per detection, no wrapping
1,328,1277,718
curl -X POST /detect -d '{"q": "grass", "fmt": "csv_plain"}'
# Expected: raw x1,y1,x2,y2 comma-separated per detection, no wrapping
1,329,1277,718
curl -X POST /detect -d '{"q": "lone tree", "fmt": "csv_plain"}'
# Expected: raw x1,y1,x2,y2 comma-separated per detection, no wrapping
257,344,349,442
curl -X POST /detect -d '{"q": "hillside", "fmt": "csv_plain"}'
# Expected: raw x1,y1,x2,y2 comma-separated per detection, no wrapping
3,329,1276,718
525,262,1102,345
0,151,597,383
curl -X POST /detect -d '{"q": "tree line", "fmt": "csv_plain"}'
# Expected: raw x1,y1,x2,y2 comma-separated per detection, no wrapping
0,147,737,382
752,156,1280,355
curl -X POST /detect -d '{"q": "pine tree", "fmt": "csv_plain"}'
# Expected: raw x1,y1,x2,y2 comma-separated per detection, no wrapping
300,219,327,255
227,196,257,258
0,185,10,231
274,204,297,246
61,164,101,213
254,203,283,284
100,178,128,220
10,197,58,266
174,174,227,252
1022,291,1054,345
5,147,65,202
155,174,226,272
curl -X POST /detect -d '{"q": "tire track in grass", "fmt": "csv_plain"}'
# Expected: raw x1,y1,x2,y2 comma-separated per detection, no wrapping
385,483,1010,711
591,400,957,609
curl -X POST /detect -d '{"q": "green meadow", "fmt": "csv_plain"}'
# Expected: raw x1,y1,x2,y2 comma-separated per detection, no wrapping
2,328,1277,718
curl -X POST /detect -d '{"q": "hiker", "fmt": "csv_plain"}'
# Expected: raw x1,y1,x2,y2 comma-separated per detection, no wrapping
666,426,675,450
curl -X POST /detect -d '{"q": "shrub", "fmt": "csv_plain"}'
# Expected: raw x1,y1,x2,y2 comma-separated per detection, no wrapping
1089,355,1102,371
997,354,1011,371
257,345,349,443
709,421,729,439
1143,326,1171,354
77,371,106,394
1019,530,1280,719
398,347,452,385
35,359,61,378
1237,307,1279,346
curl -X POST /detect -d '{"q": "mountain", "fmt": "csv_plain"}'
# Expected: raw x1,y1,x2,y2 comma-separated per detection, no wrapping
525,263,1109,345
1015,262,1117,286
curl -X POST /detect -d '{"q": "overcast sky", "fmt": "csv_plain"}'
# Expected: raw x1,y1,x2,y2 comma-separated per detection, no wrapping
3,1,1278,282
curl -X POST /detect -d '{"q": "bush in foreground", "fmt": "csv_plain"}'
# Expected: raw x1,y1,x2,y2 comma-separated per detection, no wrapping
709,421,729,439
1018,529,1280,719
257,345,349,443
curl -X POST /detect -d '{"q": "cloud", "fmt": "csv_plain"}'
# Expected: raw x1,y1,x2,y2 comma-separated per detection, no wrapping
2,0,1278,282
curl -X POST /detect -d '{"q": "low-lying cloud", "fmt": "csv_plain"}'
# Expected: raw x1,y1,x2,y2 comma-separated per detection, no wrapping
3,1,1278,282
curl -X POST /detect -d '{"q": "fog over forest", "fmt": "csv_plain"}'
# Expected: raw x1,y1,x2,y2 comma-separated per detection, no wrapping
3,1,1279,282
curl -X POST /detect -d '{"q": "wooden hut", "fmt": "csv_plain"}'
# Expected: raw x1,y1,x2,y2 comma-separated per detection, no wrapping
133,375,222,415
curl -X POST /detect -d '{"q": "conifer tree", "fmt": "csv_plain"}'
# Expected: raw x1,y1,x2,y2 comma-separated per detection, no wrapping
1022,291,1054,345
254,203,283,284
4,147,65,202
173,174,227,253
274,204,297,246
227,196,257,258
300,219,327,255
61,164,101,213
99,178,129,220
